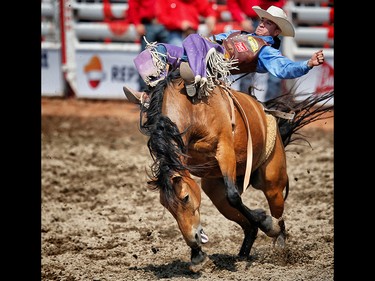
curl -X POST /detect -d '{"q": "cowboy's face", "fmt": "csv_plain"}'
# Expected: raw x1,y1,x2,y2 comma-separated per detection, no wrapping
255,17,281,37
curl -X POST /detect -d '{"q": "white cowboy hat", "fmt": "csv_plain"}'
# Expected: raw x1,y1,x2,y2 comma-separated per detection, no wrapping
252,5,295,37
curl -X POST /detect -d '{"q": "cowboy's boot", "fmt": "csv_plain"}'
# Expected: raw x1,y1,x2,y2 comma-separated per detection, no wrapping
180,62,197,97
123,86,149,107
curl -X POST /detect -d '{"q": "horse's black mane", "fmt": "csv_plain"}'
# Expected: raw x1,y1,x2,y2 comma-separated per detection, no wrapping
139,70,187,205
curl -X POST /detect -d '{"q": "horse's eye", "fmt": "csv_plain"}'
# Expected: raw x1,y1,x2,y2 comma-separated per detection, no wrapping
182,194,189,204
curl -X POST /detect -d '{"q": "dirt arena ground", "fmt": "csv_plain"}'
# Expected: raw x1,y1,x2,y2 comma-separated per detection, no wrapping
41,97,334,281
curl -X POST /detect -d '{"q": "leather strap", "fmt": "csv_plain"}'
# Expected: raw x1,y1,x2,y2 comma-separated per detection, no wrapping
222,86,236,128
264,108,295,120
220,85,253,193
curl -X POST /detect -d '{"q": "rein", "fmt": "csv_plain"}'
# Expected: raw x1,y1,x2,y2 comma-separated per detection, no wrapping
230,72,251,85
219,84,253,193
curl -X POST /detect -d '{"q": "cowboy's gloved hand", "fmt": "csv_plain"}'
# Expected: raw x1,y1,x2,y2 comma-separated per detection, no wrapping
308,50,324,68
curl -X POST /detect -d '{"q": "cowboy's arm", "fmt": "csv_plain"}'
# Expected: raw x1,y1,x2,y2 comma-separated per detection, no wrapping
307,50,324,68
258,46,313,79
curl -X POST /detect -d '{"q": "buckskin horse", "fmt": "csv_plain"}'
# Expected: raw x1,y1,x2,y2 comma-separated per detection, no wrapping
135,69,333,272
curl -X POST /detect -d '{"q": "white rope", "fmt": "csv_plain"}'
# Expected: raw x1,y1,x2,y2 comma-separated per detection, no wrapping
142,37,168,87
200,48,239,96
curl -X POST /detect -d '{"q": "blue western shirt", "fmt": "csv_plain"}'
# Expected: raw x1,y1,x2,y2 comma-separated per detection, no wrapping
211,30,311,79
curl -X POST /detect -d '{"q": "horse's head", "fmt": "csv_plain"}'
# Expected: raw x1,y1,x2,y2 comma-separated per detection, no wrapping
142,75,209,267
157,172,209,249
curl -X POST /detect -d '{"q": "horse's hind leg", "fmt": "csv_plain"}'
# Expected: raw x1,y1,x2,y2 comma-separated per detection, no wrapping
251,133,289,245
201,178,258,257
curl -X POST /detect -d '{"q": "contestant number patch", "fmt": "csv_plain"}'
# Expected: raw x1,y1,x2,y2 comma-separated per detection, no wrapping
234,42,248,53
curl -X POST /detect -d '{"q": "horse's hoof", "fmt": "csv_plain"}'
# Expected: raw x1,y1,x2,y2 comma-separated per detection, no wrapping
259,216,285,238
191,248,207,264
189,254,209,273
273,232,286,248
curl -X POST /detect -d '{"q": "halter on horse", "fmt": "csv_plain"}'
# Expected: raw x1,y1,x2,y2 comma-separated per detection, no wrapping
137,69,333,272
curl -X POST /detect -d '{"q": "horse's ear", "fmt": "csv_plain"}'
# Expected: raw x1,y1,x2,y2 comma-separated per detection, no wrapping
171,173,183,184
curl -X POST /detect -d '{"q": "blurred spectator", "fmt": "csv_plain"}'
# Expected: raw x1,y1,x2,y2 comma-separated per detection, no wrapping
156,0,217,47
227,0,259,33
228,0,286,100
126,0,170,91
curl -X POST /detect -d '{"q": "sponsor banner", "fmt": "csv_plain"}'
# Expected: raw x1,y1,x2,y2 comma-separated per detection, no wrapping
288,57,334,95
75,50,139,99
41,47,65,96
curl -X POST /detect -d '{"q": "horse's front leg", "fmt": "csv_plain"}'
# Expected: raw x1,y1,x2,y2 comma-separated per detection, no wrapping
202,177,259,258
215,138,268,225
189,246,209,273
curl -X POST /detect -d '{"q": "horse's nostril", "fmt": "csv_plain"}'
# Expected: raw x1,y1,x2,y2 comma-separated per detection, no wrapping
200,229,209,244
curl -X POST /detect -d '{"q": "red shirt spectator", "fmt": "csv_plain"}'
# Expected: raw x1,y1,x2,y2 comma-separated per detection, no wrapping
156,0,216,34
126,0,170,91
227,0,286,32
126,0,158,26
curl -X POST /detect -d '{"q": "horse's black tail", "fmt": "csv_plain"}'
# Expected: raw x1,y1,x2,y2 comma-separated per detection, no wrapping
264,91,334,147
